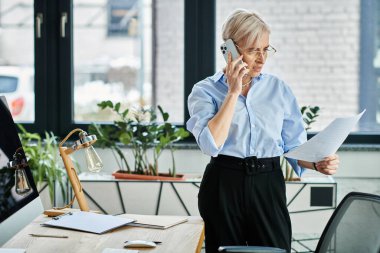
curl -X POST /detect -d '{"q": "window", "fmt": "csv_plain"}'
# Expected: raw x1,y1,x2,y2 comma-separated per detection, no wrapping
216,0,380,136
5,0,379,143
154,0,185,123
0,1,35,123
73,0,153,123
71,0,184,124
363,0,380,131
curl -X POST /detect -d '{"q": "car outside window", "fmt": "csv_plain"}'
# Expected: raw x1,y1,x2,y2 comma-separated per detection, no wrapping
0,76,18,93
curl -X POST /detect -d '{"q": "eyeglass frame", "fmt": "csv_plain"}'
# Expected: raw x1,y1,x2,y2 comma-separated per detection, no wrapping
235,43,277,58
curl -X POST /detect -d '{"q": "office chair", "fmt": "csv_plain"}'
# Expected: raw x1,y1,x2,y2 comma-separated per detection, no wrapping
219,192,380,253
314,191,380,253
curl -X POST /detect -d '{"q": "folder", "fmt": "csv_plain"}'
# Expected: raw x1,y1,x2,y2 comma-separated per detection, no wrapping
42,211,135,234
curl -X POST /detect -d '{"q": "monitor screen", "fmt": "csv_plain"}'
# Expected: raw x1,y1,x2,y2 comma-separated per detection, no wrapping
0,96,41,244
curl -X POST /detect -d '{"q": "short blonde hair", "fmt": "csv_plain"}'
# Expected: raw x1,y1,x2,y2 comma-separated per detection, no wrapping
222,9,270,47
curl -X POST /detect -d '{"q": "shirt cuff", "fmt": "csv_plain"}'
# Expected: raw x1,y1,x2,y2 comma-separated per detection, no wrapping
198,126,224,157
285,157,305,177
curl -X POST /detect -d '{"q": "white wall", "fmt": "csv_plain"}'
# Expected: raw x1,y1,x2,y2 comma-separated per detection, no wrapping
335,150,380,178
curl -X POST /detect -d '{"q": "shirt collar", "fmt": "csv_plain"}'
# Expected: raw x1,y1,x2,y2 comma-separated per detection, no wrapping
211,71,264,84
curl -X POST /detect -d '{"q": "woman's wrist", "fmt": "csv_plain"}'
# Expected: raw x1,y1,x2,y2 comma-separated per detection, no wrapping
312,162,318,171
226,91,240,99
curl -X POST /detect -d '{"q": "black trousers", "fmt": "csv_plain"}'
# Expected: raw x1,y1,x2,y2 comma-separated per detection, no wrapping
198,155,291,253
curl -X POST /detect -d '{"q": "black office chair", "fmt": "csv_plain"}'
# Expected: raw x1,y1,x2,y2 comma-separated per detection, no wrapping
219,192,380,253
314,191,380,253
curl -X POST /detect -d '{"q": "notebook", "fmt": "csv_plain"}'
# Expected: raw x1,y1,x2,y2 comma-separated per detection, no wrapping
125,214,188,229
42,211,135,234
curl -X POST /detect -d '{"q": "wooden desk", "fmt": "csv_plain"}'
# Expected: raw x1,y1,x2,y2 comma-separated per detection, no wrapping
3,214,204,253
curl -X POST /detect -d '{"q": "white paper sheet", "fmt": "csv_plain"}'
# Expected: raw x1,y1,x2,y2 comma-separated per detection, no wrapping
43,211,135,234
284,110,365,162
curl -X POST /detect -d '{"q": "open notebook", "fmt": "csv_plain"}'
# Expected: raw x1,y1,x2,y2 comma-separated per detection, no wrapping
42,211,135,234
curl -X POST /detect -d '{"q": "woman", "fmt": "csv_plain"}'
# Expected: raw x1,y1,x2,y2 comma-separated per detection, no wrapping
186,9,339,253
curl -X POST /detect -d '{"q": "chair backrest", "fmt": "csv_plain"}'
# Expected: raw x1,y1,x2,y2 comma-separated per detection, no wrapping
315,192,380,253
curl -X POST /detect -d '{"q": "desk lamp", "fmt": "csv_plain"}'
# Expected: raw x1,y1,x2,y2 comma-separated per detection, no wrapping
59,128,103,211
7,147,31,195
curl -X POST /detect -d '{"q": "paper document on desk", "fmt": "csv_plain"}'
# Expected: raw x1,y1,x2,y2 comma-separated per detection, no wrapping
125,214,188,229
0,249,26,253
42,211,135,234
284,110,365,162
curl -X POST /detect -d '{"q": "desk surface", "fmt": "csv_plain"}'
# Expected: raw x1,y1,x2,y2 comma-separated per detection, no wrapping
3,214,204,253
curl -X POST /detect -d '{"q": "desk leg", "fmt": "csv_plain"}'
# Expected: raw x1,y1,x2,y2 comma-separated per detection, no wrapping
196,224,205,253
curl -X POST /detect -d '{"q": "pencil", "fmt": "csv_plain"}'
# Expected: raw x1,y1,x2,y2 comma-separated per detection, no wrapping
29,233,68,238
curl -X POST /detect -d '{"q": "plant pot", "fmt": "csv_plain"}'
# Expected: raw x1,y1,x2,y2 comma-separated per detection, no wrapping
112,170,185,181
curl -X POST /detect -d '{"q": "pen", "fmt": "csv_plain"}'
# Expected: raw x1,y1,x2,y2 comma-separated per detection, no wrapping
29,233,69,238
53,211,73,220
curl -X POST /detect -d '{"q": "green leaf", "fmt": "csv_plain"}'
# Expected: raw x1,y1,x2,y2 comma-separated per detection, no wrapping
115,102,121,112
119,132,132,145
157,105,169,121
97,100,113,109
122,109,129,119
313,106,320,112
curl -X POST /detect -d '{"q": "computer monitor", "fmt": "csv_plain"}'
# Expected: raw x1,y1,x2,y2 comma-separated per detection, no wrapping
0,96,43,246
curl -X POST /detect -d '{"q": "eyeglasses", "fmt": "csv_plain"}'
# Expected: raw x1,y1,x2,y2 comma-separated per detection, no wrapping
236,44,277,58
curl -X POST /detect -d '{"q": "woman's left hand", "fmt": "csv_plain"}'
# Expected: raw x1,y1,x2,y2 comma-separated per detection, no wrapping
315,154,339,175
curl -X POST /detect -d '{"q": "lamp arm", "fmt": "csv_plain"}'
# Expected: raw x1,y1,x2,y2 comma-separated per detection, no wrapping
57,128,102,211
59,128,83,147
58,128,90,211
59,146,89,211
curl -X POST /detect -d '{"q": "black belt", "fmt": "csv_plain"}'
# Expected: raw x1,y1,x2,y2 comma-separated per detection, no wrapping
211,154,280,175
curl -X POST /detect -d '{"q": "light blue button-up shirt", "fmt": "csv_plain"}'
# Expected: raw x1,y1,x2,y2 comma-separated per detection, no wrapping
186,71,307,177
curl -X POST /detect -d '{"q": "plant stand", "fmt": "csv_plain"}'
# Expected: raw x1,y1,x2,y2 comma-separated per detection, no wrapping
112,170,185,181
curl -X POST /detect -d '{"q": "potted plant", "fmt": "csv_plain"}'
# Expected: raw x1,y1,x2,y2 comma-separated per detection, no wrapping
17,124,68,204
89,100,189,180
281,106,320,181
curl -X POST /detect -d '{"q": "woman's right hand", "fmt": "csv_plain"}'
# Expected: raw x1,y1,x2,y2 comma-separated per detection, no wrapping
225,53,249,95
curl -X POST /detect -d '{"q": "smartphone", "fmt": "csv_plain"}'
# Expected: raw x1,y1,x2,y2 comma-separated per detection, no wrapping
220,39,241,63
